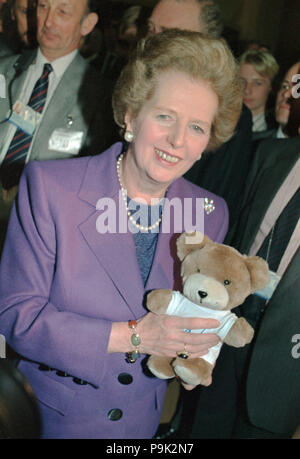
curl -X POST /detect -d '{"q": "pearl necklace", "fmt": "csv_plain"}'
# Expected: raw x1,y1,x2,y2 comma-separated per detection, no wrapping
116,154,162,231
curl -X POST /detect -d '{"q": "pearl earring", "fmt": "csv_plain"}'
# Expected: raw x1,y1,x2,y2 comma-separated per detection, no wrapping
124,131,134,143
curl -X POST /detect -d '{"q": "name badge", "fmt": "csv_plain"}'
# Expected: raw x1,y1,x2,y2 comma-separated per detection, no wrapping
254,270,281,301
7,100,42,135
48,129,84,154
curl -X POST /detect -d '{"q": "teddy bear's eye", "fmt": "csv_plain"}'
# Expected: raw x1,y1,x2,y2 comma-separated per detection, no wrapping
224,279,231,285
197,268,201,273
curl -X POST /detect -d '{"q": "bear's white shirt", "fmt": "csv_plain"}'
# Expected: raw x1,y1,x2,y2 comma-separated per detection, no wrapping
165,291,238,365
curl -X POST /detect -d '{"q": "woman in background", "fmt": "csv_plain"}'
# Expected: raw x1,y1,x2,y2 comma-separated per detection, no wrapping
239,48,279,135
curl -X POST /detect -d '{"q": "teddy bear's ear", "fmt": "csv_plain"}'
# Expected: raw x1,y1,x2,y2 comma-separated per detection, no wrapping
244,256,270,292
176,231,212,261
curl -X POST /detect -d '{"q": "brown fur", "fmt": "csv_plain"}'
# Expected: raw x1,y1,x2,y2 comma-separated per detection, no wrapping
147,232,269,386
147,289,173,314
173,358,213,387
147,355,175,379
223,317,254,347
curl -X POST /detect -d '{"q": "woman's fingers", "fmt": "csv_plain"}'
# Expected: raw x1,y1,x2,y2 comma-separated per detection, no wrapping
175,316,220,331
138,312,220,357
161,315,220,333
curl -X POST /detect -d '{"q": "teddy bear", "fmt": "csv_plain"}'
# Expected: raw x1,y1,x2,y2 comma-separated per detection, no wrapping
146,231,269,386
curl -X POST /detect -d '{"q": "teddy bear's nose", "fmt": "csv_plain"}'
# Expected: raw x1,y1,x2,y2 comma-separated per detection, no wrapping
198,290,208,299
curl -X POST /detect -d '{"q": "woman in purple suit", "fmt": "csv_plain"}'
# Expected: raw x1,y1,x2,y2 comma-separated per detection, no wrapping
0,30,242,438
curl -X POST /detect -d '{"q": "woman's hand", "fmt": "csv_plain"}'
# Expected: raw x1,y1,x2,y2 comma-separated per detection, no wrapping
137,312,220,360
108,312,219,389
108,312,220,360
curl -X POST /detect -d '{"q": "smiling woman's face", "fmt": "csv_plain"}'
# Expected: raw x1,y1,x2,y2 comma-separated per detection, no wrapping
123,69,218,199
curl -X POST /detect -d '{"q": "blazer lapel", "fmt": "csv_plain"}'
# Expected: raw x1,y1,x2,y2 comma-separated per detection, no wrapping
145,178,191,293
11,50,36,102
79,211,145,317
146,229,177,293
40,53,87,129
0,50,37,117
77,144,145,318
11,71,28,102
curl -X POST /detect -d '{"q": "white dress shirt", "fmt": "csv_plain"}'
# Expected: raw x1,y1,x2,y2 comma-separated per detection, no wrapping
276,126,287,138
252,112,267,132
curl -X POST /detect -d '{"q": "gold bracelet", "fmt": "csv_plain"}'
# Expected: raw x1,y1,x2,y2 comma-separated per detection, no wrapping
126,320,141,363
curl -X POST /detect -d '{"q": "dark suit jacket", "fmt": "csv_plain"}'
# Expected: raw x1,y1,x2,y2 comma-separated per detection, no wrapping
184,104,252,232
252,127,277,141
231,137,300,435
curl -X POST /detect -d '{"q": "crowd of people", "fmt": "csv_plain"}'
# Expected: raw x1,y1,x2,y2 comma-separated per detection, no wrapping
0,0,298,440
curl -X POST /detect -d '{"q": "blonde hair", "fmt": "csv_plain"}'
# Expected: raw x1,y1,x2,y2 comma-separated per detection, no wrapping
112,29,242,151
239,49,279,82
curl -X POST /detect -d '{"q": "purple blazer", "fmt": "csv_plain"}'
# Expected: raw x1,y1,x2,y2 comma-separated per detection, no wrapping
0,143,228,439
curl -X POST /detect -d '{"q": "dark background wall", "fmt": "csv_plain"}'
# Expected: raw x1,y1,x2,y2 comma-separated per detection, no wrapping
108,0,300,74
217,0,300,72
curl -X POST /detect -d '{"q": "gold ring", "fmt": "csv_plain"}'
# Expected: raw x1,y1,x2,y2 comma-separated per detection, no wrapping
176,344,189,360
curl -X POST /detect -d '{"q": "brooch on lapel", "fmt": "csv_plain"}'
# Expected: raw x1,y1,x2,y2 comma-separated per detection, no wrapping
203,198,215,215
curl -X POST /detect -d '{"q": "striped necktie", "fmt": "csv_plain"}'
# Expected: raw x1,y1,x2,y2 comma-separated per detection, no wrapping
0,63,53,189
